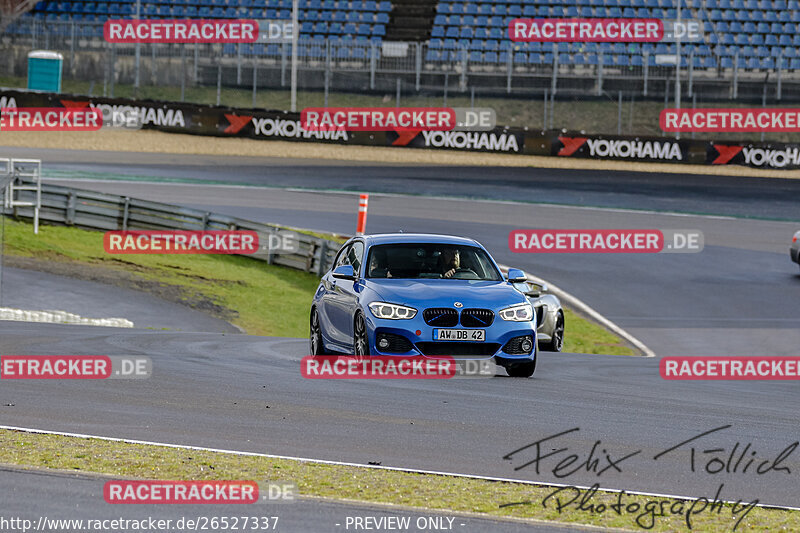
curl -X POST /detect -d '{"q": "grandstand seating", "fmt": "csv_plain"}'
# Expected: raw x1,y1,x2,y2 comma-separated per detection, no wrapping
429,0,799,69
21,0,390,41
14,0,800,70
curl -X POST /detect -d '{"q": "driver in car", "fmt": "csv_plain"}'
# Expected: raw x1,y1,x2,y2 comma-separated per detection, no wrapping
440,248,460,278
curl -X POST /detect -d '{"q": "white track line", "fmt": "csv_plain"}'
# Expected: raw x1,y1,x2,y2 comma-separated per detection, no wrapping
498,265,656,358
2,424,797,512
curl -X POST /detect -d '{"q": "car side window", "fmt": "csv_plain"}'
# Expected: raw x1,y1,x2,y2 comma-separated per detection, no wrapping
334,244,352,269
348,242,365,275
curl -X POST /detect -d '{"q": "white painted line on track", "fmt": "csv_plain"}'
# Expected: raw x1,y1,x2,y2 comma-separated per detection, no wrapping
498,265,656,358
0,308,133,328
2,424,798,512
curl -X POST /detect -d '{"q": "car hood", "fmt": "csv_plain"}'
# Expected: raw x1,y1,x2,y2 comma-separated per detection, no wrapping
366,279,526,309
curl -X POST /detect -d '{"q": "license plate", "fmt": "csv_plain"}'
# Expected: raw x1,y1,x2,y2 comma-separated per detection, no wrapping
434,329,485,341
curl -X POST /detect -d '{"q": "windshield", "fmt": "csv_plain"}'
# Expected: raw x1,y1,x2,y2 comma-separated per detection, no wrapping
365,243,503,281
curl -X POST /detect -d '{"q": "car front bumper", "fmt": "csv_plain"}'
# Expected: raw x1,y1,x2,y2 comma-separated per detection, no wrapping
364,313,537,362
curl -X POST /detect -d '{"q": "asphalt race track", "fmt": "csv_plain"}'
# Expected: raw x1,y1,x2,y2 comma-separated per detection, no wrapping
1,147,800,528
2,466,562,533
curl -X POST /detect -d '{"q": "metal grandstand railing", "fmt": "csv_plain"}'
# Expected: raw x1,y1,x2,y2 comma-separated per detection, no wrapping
3,19,799,104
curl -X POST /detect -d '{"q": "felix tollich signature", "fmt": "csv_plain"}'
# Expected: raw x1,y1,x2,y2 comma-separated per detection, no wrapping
502,425,797,478
498,425,798,530
501,483,757,531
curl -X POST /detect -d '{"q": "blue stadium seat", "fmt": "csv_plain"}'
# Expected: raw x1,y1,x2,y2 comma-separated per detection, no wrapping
755,45,769,56
631,55,643,66
746,57,760,68
765,34,778,45
485,51,498,63
730,22,743,33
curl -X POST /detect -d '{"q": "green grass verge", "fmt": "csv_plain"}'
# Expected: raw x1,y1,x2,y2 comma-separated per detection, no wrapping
2,218,320,337
3,218,634,354
0,430,795,532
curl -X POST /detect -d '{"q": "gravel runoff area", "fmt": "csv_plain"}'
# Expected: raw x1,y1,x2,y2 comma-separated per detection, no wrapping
1,129,800,179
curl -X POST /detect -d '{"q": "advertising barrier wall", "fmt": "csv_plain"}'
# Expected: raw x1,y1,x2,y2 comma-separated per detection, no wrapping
2,89,798,169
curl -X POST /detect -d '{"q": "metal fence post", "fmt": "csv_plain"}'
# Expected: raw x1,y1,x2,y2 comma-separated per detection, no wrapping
110,43,116,98
103,43,108,96
543,89,548,130
370,42,376,90
777,51,783,101
617,91,622,135
415,43,421,91
396,77,401,106
643,51,648,96
628,94,634,132
193,43,199,84
252,59,258,108
761,81,767,142
237,43,242,85
324,42,331,107
460,44,467,91
281,41,287,86
122,197,130,230
443,73,448,106
216,63,222,106
688,49,694,97
551,51,558,97
506,49,512,93
151,44,157,85
70,22,75,74
180,46,186,101
470,86,475,109
596,52,603,96
732,51,738,99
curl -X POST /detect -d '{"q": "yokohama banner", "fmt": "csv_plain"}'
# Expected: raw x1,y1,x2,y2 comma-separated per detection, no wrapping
3,89,798,168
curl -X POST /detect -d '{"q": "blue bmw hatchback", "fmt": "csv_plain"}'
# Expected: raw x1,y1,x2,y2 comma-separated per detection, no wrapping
310,234,538,377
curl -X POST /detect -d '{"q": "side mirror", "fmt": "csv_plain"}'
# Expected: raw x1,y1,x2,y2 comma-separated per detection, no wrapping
506,268,527,283
332,264,356,280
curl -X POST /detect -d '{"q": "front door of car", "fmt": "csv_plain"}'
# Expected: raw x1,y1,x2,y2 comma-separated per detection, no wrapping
326,241,364,347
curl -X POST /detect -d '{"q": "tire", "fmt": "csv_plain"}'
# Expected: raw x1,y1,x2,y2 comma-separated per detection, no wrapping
309,308,328,356
542,312,564,352
506,358,536,378
353,312,371,359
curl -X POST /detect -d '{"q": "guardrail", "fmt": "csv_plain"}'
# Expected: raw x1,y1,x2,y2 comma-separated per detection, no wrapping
5,180,344,276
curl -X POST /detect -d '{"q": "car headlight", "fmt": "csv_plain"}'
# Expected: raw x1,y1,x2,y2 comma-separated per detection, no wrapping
499,302,534,322
368,302,418,320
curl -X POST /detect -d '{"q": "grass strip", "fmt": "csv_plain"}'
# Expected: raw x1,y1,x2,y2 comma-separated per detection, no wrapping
0,430,794,532
3,218,634,354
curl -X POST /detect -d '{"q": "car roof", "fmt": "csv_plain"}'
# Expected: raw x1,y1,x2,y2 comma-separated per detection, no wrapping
359,233,482,247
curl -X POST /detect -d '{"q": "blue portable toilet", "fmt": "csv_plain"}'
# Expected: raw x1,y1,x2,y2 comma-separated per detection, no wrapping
27,50,64,92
